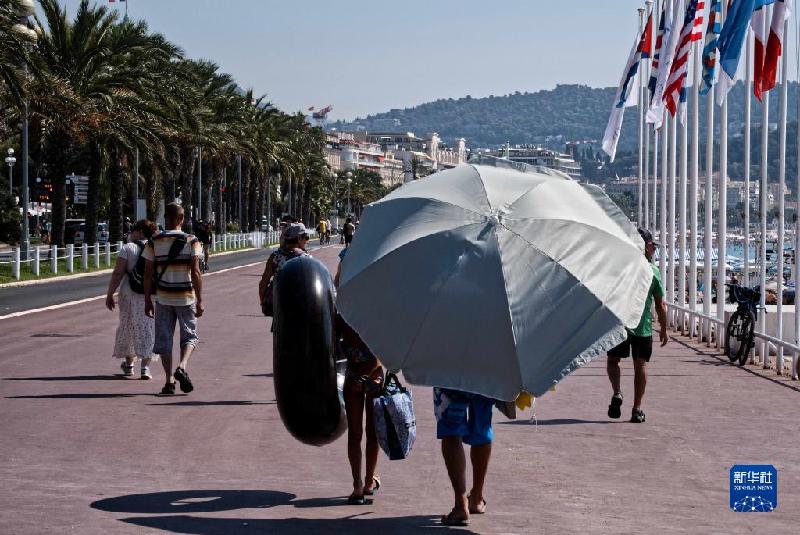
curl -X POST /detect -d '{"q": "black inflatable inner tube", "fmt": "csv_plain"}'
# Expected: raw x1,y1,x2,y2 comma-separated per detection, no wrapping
273,255,346,446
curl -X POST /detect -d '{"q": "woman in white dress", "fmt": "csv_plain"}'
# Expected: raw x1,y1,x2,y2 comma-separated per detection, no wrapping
105,220,158,379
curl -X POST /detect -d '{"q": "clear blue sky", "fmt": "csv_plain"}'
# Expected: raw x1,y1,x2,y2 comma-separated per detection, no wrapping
65,1,667,120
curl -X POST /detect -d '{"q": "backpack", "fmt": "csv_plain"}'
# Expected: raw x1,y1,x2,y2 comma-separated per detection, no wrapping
128,241,152,294
129,236,187,294
261,249,305,317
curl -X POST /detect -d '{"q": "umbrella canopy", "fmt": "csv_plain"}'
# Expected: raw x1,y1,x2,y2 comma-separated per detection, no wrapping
337,161,653,400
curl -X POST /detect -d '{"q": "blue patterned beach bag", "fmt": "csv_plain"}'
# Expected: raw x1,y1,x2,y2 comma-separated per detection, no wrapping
372,373,416,460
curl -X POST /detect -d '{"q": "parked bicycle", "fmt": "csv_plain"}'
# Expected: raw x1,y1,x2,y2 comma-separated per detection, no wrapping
724,284,762,366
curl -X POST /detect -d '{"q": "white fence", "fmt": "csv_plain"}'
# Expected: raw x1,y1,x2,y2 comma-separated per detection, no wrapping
1,230,300,282
664,302,800,380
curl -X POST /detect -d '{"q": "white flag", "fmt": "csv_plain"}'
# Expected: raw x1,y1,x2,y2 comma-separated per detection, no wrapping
602,33,643,161
648,0,686,129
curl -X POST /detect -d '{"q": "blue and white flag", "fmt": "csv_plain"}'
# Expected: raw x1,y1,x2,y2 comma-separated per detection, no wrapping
716,0,776,102
700,0,722,95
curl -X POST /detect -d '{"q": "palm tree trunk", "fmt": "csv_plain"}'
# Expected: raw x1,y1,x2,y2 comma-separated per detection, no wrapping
108,145,126,243
84,142,103,245
46,135,73,247
146,163,161,222
248,166,257,231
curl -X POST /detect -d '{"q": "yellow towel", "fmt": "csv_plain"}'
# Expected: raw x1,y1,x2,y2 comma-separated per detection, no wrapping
515,392,533,411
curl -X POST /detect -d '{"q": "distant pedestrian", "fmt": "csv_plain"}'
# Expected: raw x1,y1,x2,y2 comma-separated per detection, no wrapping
259,223,310,313
343,217,355,248
143,203,204,396
435,387,494,526
105,219,158,379
325,219,332,244
317,218,328,246
606,228,667,424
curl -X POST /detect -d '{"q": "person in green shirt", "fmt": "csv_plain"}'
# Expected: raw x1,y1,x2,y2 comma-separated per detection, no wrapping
606,228,668,423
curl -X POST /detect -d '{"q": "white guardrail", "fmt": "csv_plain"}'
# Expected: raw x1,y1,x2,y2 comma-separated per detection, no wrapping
664,302,800,380
0,230,305,282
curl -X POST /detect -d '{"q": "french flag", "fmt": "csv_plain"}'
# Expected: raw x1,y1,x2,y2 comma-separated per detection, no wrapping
761,0,792,94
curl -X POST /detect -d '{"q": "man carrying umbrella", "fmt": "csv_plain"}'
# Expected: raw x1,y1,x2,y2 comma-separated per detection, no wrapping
606,228,668,424
435,387,493,526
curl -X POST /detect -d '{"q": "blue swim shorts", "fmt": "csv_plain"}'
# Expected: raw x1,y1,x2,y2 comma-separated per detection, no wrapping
433,388,494,446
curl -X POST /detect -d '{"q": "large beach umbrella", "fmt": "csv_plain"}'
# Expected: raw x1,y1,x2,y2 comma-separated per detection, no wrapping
336,161,654,400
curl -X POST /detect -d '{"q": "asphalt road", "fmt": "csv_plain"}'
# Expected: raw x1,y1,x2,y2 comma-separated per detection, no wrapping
1,245,799,533
0,245,330,317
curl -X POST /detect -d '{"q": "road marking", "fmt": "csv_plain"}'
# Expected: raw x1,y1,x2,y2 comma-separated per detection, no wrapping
0,295,107,320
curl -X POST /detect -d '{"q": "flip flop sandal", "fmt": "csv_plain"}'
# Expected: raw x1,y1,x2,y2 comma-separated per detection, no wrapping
364,476,381,496
441,511,469,526
159,382,176,396
468,494,487,514
347,494,367,505
173,367,194,393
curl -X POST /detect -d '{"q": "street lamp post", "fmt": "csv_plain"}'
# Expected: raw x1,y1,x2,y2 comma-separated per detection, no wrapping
14,0,37,260
5,149,16,195
346,172,353,217
332,169,338,230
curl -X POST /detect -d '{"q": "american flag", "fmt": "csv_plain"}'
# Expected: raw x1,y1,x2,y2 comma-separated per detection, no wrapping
700,0,722,95
664,0,705,118
647,2,667,99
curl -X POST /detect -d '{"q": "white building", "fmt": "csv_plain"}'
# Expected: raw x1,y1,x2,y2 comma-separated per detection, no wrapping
488,145,582,180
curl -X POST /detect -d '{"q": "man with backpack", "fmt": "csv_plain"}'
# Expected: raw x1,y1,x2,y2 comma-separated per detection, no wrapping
143,203,205,396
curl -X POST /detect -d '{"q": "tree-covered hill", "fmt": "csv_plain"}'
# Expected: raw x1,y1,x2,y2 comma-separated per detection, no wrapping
330,82,800,152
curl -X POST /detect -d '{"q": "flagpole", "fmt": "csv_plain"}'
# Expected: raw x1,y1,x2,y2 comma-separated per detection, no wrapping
744,29,753,288
716,0,728,350
678,94,688,333
703,80,714,344
638,7,646,227
776,12,789,375
689,37,700,338
653,128,659,230
660,115,668,289
759,6,771,368
643,2,654,230
795,5,800,379
669,113,677,326
648,0,657,231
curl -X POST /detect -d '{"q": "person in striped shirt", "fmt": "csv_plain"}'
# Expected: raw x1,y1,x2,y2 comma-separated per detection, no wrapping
143,203,204,396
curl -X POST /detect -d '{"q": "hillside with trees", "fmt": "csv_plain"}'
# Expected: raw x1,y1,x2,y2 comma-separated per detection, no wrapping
332,83,799,152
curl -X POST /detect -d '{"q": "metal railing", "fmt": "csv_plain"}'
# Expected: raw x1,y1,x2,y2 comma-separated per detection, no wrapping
1,230,320,283
664,301,799,380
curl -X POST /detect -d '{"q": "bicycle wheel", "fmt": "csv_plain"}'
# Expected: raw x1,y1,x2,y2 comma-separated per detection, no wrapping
725,310,746,363
736,310,755,366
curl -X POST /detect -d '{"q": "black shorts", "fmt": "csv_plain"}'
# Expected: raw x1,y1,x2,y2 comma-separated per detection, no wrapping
607,334,653,362
344,234,353,245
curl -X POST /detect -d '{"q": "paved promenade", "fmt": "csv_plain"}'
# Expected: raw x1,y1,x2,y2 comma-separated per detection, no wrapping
1,245,798,534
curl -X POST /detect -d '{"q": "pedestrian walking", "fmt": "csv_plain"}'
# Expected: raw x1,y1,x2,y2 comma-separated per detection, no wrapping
143,203,204,396
259,223,310,314
334,247,383,505
435,388,493,526
317,218,328,246
606,228,668,424
105,219,158,379
343,217,355,248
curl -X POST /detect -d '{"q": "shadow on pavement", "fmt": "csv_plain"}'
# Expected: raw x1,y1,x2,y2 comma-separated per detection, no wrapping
4,375,120,381
147,400,276,407
242,373,273,378
7,393,153,399
119,514,473,534
291,496,361,508
499,418,611,426
91,490,296,514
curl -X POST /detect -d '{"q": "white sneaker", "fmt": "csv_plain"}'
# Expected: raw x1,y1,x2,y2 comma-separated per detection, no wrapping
141,366,152,380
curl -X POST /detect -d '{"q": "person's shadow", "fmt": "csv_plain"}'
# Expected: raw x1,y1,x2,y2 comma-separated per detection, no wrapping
91,490,479,534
